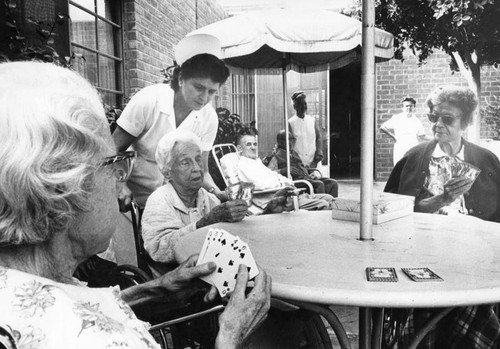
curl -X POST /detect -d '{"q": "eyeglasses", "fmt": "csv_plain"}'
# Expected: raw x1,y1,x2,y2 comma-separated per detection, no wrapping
99,151,136,182
427,113,458,125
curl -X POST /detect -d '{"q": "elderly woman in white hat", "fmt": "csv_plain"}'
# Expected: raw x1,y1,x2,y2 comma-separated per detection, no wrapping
0,61,270,349
113,34,230,209
142,129,248,276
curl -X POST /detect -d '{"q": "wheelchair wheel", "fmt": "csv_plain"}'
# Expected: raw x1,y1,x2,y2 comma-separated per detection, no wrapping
301,310,334,349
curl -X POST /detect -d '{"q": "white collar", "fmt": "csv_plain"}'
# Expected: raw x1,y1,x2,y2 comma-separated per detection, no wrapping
432,143,465,161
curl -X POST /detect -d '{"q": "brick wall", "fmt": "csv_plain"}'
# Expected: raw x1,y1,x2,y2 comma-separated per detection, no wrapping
122,0,228,101
375,51,500,181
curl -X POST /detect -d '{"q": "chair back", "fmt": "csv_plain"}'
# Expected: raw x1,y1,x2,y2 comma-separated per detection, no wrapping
211,143,239,187
130,201,151,276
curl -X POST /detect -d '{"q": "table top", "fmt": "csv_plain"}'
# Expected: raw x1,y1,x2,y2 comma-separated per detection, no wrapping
174,211,500,308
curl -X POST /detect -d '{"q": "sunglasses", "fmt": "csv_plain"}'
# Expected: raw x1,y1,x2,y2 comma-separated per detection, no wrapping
99,151,136,182
427,113,458,125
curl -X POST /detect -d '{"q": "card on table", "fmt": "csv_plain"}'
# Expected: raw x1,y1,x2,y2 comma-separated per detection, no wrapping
196,228,259,297
366,267,398,282
401,267,443,282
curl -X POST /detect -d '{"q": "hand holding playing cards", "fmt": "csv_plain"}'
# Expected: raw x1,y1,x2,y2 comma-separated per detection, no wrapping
158,254,219,303
119,254,219,308
197,200,248,229
442,176,474,202
216,264,272,348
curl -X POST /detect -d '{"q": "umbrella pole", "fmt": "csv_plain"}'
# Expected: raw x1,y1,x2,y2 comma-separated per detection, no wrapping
359,0,375,243
282,54,291,180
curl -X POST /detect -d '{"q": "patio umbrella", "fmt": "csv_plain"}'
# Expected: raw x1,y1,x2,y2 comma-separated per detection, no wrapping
188,8,393,238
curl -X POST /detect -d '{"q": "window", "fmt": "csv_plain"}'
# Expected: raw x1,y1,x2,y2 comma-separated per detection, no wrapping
69,0,123,107
230,69,256,123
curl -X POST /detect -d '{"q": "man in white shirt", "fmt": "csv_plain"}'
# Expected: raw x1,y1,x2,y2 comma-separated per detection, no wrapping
288,91,323,168
380,96,427,165
225,130,333,211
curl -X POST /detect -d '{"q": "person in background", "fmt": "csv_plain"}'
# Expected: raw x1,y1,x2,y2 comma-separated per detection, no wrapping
268,130,338,197
142,130,248,276
288,91,323,169
113,34,230,209
0,61,271,349
380,96,427,165
225,128,333,211
384,85,500,348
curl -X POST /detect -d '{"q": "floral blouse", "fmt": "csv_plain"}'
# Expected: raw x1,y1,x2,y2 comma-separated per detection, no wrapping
0,266,160,349
424,144,467,215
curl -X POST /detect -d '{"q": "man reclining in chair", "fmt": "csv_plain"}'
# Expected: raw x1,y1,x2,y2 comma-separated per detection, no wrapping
220,128,334,212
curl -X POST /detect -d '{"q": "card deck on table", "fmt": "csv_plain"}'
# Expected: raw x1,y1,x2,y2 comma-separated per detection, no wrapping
196,228,259,297
366,267,398,282
402,267,443,282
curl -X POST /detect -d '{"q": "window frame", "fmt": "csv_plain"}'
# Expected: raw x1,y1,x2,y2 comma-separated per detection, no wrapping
69,0,124,107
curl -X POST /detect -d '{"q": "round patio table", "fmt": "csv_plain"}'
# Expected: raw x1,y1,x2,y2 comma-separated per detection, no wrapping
174,210,500,348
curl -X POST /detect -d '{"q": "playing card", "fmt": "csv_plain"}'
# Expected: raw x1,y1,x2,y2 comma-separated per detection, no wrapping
401,268,443,282
197,228,225,262
366,267,398,282
228,238,258,279
239,182,255,206
451,161,481,182
226,183,242,201
196,229,259,297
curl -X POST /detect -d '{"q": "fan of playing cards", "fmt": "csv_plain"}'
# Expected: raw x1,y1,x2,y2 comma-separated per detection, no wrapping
226,181,255,206
425,159,481,196
196,228,259,297
450,161,481,181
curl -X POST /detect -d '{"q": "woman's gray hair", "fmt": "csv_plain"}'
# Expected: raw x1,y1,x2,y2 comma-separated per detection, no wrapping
425,85,478,128
156,130,202,178
0,61,112,246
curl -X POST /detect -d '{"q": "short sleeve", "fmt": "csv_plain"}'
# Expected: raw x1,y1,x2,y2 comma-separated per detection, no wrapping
199,108,218,151
416,118,426,136
381,114,397,129
117,86,157,137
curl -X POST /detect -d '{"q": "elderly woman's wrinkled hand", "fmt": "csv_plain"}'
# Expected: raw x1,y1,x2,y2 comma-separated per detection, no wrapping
159,254,219,303
210,200,248,223
443,176,473,202
216,264,271,348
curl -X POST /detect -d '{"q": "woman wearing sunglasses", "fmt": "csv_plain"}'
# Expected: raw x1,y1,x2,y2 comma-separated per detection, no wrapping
386,85,500,222
384,85,500,348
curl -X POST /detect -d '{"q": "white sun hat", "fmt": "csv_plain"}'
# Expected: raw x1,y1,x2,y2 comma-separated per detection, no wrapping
174,33,222,66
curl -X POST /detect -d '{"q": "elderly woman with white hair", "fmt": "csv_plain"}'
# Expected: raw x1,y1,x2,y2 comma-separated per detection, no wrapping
0,61,271,349
142,130,248,276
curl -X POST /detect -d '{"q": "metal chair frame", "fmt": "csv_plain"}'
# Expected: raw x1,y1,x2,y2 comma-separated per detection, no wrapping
211,143,314,193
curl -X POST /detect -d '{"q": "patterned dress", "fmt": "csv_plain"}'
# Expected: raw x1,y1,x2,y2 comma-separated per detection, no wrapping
0,267,159,349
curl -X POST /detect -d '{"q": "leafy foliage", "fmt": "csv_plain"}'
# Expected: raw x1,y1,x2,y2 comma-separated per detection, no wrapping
104,105,123,133
0,1,80,66
375,0,500,72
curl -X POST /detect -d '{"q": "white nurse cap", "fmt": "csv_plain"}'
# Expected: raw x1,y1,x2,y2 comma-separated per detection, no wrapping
174,33,222,66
